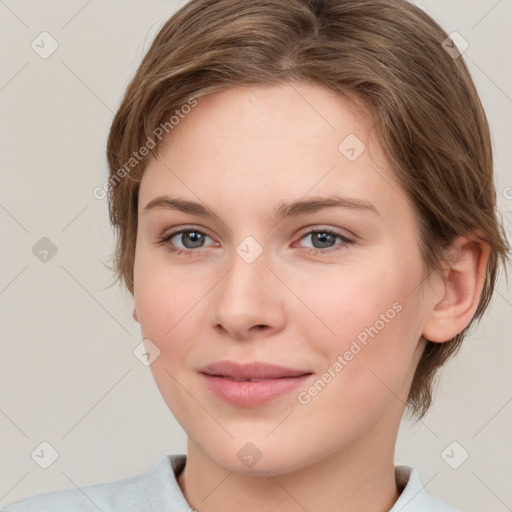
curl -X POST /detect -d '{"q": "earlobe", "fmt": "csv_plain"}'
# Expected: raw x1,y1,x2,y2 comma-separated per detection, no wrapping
422,235,490,343
133,308,139,323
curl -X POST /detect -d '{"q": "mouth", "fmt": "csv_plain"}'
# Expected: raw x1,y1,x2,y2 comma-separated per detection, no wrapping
199,360,311,380
199,360,313,407
209,376,291,382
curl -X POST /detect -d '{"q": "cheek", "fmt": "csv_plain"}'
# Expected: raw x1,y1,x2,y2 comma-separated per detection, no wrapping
294,260,403,343
133,248,198,339
133,259,200,415
133,254,214,401
294,309,419,439
298,256,422,399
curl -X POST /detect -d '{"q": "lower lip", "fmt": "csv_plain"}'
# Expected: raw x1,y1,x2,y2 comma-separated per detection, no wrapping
200,373,312,407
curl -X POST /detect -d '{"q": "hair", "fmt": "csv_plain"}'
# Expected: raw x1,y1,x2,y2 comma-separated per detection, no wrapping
105,0,510,420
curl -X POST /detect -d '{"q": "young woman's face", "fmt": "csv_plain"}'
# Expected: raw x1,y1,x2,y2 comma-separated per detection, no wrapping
133,83,437,474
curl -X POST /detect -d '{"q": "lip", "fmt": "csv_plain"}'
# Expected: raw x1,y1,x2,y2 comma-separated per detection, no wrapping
200,360,311,379
199,360,313,407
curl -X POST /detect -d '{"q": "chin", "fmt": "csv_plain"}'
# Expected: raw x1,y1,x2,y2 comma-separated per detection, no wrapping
201,438,320,477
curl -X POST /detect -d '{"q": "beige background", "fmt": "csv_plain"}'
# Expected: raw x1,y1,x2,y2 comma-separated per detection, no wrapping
1,0,511,510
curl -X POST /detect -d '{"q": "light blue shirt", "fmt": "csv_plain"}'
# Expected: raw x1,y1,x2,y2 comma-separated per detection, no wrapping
3,454,459,511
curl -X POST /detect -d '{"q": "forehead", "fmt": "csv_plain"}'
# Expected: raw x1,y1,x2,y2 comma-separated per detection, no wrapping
139,83,408,223
165,83,371,154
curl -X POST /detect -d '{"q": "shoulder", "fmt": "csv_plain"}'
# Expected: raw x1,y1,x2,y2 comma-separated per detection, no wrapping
391,465,461,512
2,454,186,512
2,470,150,512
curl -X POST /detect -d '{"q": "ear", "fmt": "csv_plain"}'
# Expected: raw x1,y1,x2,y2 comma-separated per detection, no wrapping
133,308,139,323
422,235,491,343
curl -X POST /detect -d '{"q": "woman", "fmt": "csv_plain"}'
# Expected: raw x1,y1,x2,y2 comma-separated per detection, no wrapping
5,0,509,510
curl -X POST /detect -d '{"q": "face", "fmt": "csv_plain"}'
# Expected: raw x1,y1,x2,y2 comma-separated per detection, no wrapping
133,82,434,475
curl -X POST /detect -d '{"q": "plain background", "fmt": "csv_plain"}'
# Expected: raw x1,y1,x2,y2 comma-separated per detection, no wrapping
1,0,511,510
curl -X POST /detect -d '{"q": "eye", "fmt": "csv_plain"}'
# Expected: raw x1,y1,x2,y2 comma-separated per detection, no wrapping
157,228,217,255
156,226,355,256
294,228,354,253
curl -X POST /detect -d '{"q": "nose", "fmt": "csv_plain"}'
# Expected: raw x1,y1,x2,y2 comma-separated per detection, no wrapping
209,247,287,340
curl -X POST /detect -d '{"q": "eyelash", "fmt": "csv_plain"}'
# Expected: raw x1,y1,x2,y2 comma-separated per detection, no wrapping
156,227,355,257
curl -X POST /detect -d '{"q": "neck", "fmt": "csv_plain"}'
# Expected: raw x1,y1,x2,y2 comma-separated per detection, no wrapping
177,415,402,512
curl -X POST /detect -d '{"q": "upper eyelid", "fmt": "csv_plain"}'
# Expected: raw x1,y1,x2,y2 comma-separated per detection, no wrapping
161,226,216,241
297,225,353,238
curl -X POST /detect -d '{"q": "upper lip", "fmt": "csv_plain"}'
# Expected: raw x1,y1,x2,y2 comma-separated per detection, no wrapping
199,360,311,379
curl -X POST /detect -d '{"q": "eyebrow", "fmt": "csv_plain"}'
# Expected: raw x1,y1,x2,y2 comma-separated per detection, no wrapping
142,194,380,222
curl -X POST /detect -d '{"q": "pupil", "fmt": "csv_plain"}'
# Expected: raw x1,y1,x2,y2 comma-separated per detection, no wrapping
313,232,334,249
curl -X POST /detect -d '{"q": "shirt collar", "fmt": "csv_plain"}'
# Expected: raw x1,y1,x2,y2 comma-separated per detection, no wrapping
389,465,459,511
149,455,458,512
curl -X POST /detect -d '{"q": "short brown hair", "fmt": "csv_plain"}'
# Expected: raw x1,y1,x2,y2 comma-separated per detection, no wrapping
106,0,510,419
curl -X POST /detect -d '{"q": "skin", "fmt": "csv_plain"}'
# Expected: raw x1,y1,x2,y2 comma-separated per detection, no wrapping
132,82,489,512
